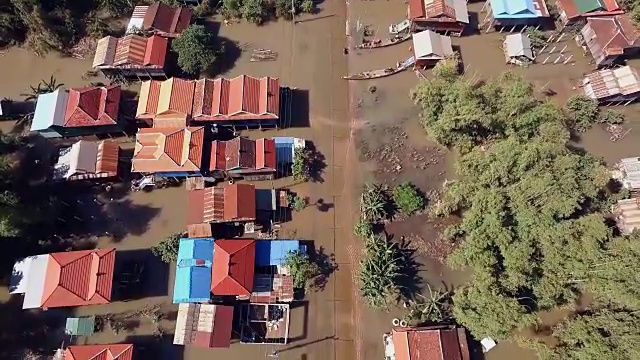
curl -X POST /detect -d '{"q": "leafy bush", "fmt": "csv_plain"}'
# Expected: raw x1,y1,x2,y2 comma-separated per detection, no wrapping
241,0,266,24
353,220,373,239
393,182,425,215
192,0,213,17
287,193,307,211
221,0,242,18
300,0,315,13
565,95,599,132
283,250,320,289
598,110,625,125
292,147,312,182
151,233,182,263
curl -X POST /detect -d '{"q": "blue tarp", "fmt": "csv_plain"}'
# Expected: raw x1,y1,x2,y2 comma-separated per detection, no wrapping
490,0,538,18
255,240,302,266
173,238,215,303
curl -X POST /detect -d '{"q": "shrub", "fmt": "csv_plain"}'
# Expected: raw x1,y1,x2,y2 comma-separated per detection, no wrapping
393,182,425,215
598,110,625,125
359,235,400,309
565,95,599,132
292,146,312,182
361,183,388,221
354,219,373,239
241,0,266,24
221,0,242,18
300,0,314,13
151,233,181,263
192,0,213,17
287,193,308,211
283,250,320,289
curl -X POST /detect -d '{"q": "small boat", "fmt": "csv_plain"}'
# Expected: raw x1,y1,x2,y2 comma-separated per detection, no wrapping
389,19,410,35
342,56,416,80
356,34,411,49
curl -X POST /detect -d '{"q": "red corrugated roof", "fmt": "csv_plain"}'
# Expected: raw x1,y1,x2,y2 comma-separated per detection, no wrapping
585,15,640,61
192,76,280,122
40,249,115,308
210,305,234,347
144,35,168,66
132,127,204,173
392,327,467,360
168,78,195,115
224,183,256,220
256,138,276,169
409,0,458,21
65,344,133,360
211,240,255,296
113,35,148,66
143,2,191,35
64,85,120,128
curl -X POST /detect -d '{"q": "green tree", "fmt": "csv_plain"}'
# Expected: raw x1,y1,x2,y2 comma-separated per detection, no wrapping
358,235,401,310
565,95,599,132
241,0,265,24
171,24,217,75
221,0,241,19
598,109,625,124
151,233,182,263
283,250,320,289
392,182,425,215
286,193,307,211
548,304,640,360
98,0,134,17
300,0,314,13
292,146,311,182
353,219,373,239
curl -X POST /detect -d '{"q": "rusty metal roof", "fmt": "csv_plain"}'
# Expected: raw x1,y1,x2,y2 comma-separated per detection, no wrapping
391,327,468,360
582,66,640,100
189,184,257,224
64,85,120,128
94,34,167,69
143,2,191,36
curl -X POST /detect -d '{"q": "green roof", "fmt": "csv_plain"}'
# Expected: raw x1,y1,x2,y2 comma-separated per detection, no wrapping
576,0,606,14
65,316,95,336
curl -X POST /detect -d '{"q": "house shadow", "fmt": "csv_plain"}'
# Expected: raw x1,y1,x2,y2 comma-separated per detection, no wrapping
465,12,481,36
124,334,184,360
281,88,310,128
287,300,309,343
0,295,71,358
112,248,170,301
104,198,161,242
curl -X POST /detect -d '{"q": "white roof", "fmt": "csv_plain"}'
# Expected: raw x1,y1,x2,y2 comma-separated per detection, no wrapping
412,30,454,60
481,337,497,352
504,34,534,60
174,303,218,345
583,66,640,100
619,157,640,189
31,89,68,132
126,6,148,33
11,254,50,309
447,0,470,24
53,140,100,180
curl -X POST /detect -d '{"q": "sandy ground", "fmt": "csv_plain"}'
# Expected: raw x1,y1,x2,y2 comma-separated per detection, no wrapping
0,0,639,359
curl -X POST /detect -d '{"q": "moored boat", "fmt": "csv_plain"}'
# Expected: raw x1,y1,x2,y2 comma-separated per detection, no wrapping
356,34,411,50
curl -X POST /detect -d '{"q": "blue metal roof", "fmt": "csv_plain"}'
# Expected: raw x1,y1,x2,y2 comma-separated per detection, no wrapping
255,240,302,266
173,266,211,303
490,0,538,19
173,237,215,303
31,89,68,132
274,137,295,164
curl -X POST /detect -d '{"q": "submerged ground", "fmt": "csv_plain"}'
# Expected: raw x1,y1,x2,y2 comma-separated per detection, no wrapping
0,1,639,360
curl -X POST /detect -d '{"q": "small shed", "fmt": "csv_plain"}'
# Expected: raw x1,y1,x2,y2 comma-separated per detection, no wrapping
412,30,454,69
504,33,534,65
65,316,95,336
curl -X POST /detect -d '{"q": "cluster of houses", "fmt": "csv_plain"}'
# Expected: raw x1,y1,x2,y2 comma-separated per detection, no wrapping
9,2,312,359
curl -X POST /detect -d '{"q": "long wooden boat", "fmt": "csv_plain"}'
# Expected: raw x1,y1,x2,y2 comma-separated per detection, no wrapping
342,56,416,80
356,34,411,49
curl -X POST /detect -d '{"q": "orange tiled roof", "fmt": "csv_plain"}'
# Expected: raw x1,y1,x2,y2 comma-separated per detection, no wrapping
41,249,115,308
65,344,133,360
132,127,204,173
143,2,191,35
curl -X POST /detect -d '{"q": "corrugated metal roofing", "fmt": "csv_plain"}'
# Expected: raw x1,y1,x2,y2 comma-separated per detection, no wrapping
582,66,640,100
31,89,68,132
192,76,281,121
413,30,454,59
113,35,148,66
224,183,256,220
504,33,534,60
64,85,120,127
174,303,233,348
582,15,640,65
189,184,257,224
174,238,214,303
391,327,467,360
40,248,115,308
177,237,214,266
409,0,469,23
94,34,167,69
157,77,195,116
490,0,548,18
255,240,301,266
144,35,168,67
132,127,204,173
92,36,118,68
558,0,623,21
143,2,192,35
613,198,640,235
211,240,256,296
136,80,162,118
65,344,133,360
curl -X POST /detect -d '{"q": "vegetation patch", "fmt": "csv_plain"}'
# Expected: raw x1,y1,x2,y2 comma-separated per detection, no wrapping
171,24,220,75
283,250,320,290
358,234,401,310
151,233,182,264
392,182,425,216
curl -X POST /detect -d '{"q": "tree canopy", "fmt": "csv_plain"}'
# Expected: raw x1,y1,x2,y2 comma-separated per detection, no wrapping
171,24,218,75
411,69,640,357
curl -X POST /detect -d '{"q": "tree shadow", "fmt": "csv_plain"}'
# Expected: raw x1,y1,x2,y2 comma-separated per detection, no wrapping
113,248,170,300
393,235,424,301
306,141,326,183
313,198,334,212
206,36,242,77
0,296,71,358
124,334,184,360
310,245,338,292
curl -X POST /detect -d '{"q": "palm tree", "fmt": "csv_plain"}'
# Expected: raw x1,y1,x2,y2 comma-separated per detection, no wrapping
21,75,64,102
405,283,453,324
360,183,387,221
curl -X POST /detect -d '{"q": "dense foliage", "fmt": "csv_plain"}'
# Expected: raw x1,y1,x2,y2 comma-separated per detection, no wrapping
221,0,315,23
565,95,599,132
360,183,387,222
358,235,401,310
392,182,425,215
171,24,218,75
151,233,181,263
292,146,311,182
412,69,640,356
283,250,320,289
